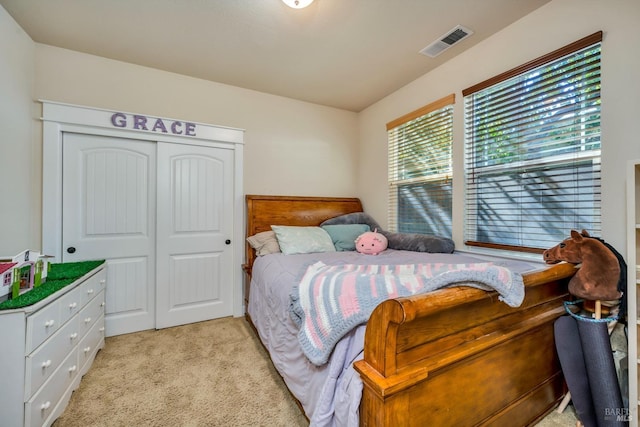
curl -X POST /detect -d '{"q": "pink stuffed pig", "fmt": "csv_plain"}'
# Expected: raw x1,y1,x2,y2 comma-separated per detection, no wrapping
355,229,388,255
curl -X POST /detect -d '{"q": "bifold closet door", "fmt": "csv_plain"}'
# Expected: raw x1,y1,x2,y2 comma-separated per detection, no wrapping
155,142,234,329
62,133,157,336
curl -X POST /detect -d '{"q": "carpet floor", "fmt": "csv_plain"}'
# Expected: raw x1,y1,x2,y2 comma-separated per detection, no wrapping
53,316,578,426
53,317,307,427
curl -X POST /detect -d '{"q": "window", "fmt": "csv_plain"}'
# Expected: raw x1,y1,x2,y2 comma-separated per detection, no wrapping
387,94,454,237
463,32,602,252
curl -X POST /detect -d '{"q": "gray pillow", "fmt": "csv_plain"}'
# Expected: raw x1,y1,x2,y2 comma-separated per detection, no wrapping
320,212,382,232
321,212,454,253
382,231,455,254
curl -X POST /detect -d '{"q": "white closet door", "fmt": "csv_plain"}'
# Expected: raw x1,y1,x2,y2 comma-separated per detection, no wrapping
62,133,156,336
155,142,234,329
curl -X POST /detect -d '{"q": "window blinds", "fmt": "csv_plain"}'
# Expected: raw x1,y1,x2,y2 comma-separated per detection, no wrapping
387,94,454,236
463,32,602,252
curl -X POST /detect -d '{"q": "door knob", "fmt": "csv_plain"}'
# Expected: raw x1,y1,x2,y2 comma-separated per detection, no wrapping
225,240,231,245
67,247,76,254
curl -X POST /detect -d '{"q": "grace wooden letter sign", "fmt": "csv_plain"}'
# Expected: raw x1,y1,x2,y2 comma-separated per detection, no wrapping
110,112,197,137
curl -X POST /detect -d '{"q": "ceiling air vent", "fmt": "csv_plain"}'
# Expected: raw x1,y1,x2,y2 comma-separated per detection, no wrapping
419,25,474,58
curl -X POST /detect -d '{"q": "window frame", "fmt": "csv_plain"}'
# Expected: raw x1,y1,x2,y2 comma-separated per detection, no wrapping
462,31,603,253
387,94,455,236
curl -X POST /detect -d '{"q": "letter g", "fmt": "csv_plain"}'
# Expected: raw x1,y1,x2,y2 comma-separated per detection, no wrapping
111,113,127,128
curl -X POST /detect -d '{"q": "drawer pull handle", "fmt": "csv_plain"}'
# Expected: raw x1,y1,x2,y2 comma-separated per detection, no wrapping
84,346,91,353
44,320,55,328
84,317,92,323
68,302,77,309
100,280,106,284
70,332,78,340
69,365,77,373
41,360,52,369
87,289,94,295
101,302,106,307
99,327,105,333
41,401,51,411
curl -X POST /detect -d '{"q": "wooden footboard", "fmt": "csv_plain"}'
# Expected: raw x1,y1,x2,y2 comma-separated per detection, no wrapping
354,262,577,427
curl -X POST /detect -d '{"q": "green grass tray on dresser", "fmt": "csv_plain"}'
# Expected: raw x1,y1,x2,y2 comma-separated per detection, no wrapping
0,260,105,310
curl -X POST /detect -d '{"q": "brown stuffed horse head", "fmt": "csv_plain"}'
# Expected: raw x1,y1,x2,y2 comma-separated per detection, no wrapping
543,230,621,301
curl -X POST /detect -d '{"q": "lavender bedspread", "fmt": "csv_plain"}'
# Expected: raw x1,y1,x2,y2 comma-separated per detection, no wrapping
247,250,540,427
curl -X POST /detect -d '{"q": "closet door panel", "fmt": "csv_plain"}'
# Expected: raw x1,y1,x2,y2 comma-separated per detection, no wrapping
62,133,156,336
156,142,234,329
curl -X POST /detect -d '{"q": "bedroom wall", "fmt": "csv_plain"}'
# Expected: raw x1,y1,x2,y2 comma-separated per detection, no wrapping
357,0,640,255
30,44,358,246
4,1,637,257
0,7,37,255
34,44,360,196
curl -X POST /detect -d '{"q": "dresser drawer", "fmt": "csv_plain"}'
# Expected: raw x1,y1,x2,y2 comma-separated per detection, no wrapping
78,314,105,376
58,285,83,326
78,290,105,337
24,315,80,400
24,349,79,427
79,269,106,306
26,300,61,354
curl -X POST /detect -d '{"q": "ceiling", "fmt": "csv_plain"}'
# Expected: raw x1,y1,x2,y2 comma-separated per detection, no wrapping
1,0,551,112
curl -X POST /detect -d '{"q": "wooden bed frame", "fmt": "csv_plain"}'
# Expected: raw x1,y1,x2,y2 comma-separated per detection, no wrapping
243,194,577,427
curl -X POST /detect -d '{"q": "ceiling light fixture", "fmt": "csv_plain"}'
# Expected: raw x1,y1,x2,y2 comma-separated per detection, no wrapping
282,0,314,9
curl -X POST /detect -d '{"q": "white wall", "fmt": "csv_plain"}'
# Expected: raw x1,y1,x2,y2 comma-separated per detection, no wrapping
3,0,638,257
357,0,640,254
34,43,359,201
0,7,36,255
2,3,358,256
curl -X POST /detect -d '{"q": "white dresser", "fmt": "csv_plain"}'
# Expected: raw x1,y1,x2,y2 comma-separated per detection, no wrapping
0,263,106,427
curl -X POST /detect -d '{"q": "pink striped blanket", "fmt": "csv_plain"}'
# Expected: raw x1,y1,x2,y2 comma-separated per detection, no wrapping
289,261,524,365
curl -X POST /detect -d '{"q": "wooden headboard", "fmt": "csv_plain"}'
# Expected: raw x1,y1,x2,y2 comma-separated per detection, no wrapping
243,195,363,274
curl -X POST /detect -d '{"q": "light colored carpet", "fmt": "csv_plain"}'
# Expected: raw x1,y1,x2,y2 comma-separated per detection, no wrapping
53,316,578,426
53,317,308,427
535,406,578,426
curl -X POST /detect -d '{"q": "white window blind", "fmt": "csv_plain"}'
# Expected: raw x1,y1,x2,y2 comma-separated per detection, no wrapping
463,32,602,252
387,94,454,236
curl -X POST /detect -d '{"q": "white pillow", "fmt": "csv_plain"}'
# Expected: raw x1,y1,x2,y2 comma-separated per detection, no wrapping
271,225,336,255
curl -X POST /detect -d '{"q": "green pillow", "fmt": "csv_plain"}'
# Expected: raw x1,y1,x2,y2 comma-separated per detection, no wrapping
321,224,371,251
